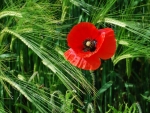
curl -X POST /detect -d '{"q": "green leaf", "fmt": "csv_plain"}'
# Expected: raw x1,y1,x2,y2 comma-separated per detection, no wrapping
141,94,150,102
15,103,32,113
93,81,113,100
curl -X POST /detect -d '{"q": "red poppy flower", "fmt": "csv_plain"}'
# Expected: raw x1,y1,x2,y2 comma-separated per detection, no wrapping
64,22,116,70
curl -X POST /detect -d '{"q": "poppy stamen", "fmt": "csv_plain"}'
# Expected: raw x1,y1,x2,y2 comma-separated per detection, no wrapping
86,41,91,47
83,39,97,52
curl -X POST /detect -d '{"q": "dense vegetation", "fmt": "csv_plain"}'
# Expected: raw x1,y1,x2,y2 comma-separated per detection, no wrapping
0,0,150,112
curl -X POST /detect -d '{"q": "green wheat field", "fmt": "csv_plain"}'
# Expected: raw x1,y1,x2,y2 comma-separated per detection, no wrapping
0,0,150,113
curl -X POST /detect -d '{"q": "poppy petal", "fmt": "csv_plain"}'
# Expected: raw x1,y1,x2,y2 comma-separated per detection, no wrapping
67,22,103,58
64,48,101,70
98,28,116,60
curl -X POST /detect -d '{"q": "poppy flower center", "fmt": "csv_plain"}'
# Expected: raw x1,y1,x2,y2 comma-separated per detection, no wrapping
83,39,97,52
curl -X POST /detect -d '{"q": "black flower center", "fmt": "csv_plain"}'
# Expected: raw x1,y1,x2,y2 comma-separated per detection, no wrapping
83,39,97,52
